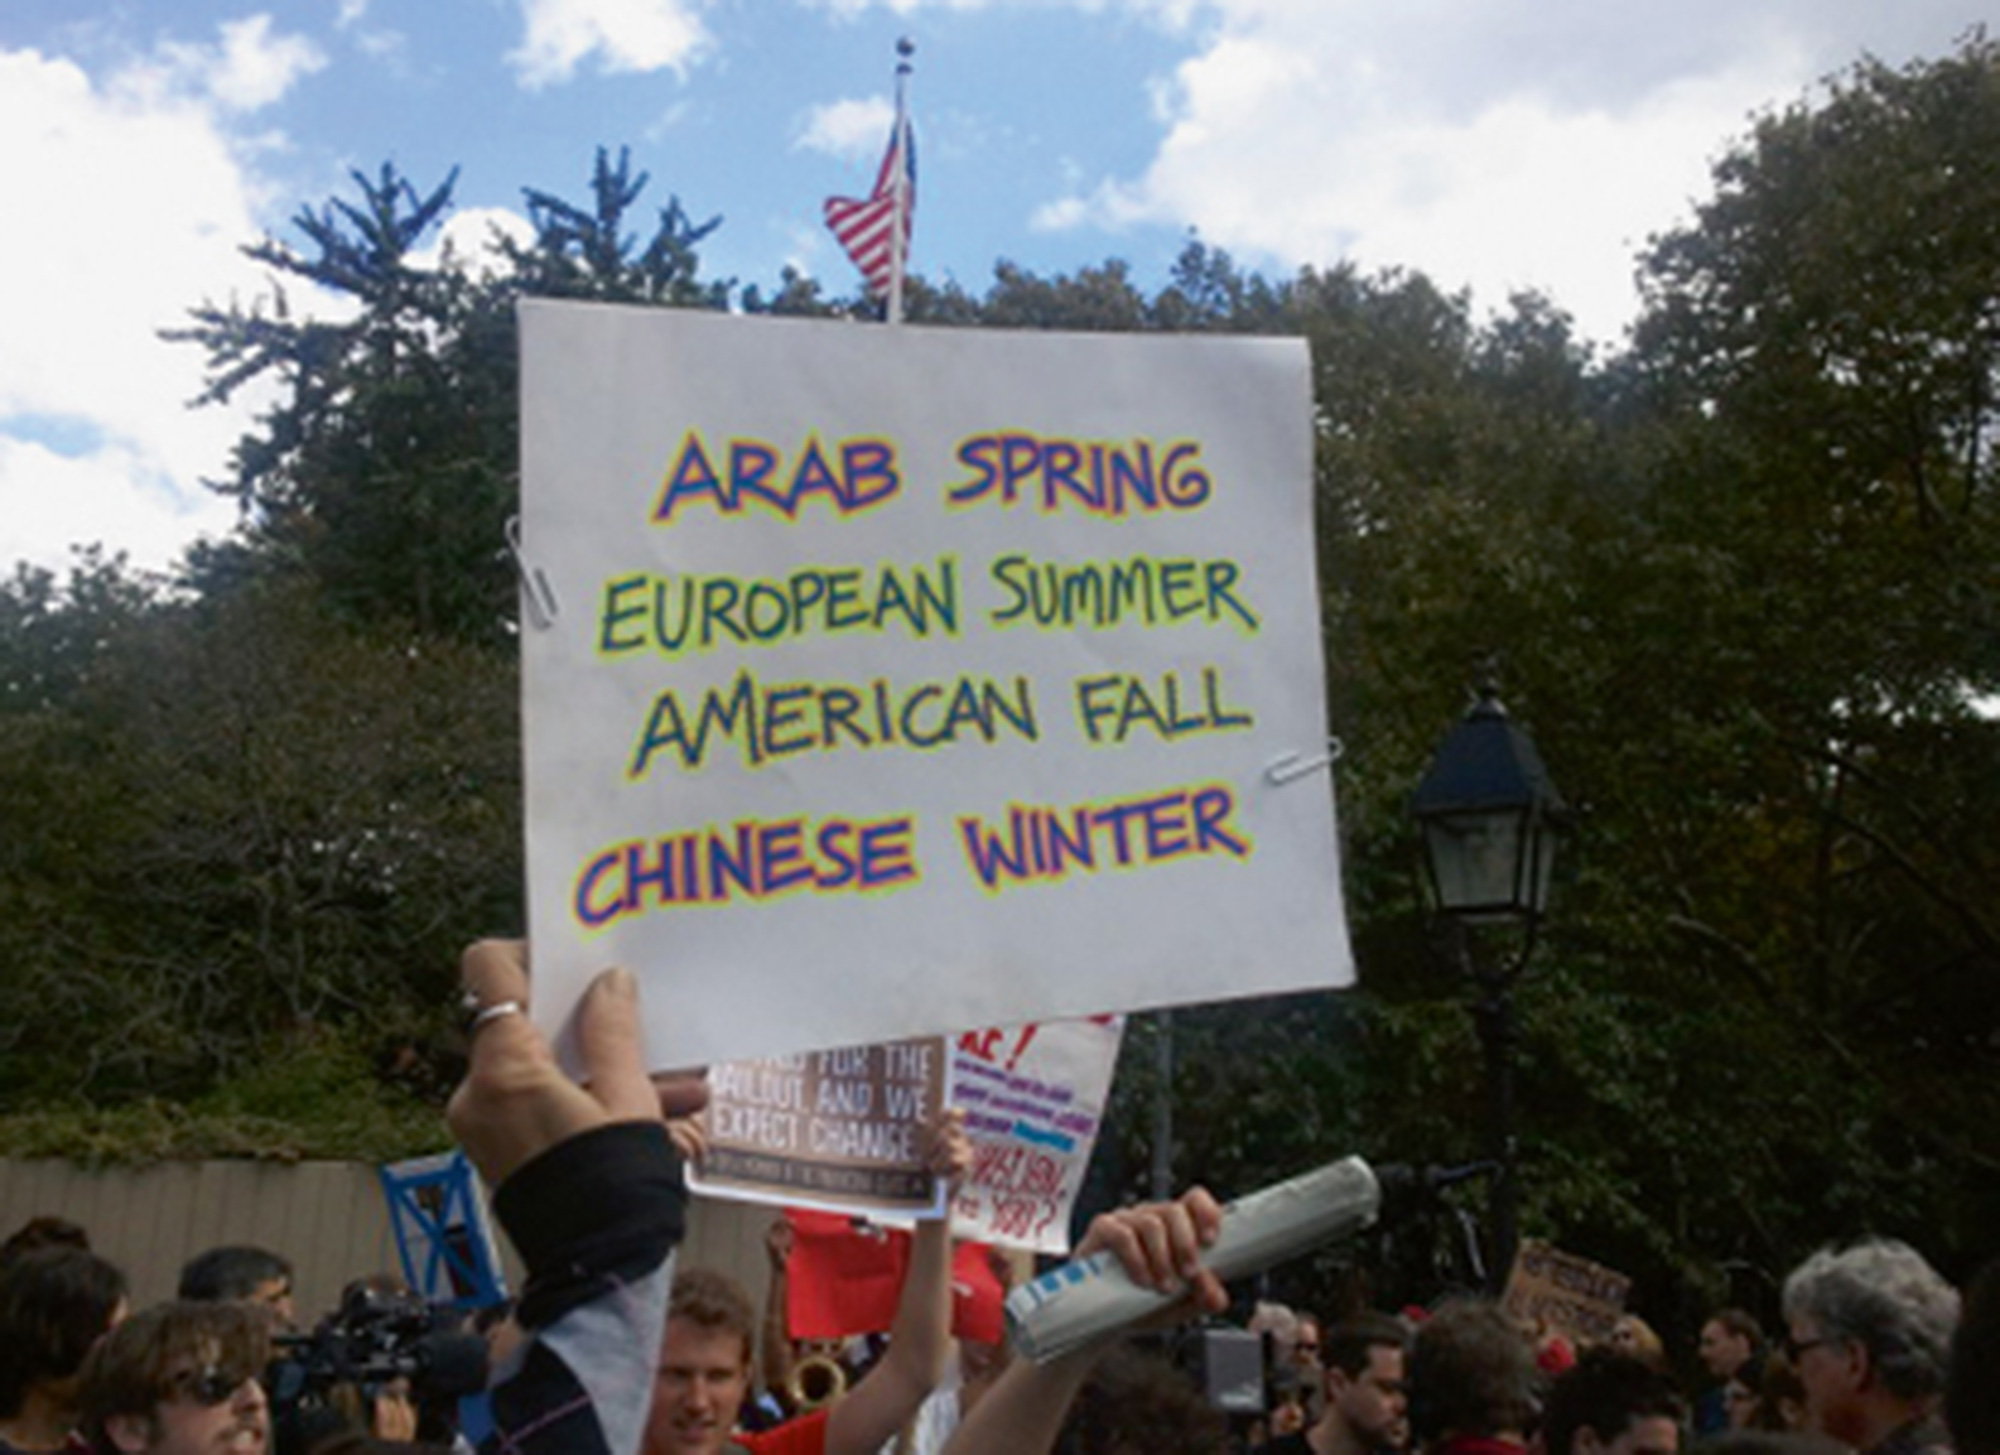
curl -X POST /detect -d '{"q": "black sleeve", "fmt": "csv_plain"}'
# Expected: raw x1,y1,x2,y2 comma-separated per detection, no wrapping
480,1121,686,1455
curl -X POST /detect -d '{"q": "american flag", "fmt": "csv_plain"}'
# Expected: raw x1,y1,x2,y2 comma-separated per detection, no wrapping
823,109,915,305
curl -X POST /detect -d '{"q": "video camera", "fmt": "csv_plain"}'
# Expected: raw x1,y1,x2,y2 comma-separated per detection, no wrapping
267,1284,489,1454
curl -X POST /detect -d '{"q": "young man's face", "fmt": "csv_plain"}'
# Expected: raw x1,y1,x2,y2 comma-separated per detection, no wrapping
108,1365,269,1455
1698,1321,1750,1378
245,1277,295,1333
1331,1343,1409,1452
647,1316,752,1455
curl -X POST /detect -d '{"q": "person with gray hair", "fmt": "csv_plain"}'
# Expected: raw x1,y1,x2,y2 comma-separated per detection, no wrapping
1780,1239,1959,1455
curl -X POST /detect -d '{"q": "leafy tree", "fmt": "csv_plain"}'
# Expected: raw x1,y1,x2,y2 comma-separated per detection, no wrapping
0,563,517,1108
169,152,733,643
738,265,842,318
1608,33,2000,1274
970,258,1155,332
504,145,725,307
169,163,517,641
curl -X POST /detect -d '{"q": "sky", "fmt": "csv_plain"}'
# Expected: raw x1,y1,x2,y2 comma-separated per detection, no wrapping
0,0,1984,578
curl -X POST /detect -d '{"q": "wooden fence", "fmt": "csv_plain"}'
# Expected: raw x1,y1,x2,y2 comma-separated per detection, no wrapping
0,1157,772,1322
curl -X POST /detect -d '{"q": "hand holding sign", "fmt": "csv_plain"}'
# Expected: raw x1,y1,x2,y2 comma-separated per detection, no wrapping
921,1104,971,1207
448,939,676,1187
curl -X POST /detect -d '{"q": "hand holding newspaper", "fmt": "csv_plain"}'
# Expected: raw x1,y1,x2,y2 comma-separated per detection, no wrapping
1003,1156,1382,1362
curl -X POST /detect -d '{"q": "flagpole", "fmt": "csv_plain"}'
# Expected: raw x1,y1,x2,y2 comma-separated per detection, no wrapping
887,37,913,326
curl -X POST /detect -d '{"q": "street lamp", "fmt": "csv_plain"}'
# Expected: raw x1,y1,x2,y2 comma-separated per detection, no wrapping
1411,682,1567,1292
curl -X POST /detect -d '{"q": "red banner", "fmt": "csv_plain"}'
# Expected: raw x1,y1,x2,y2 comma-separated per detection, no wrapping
783,1209,1003,1343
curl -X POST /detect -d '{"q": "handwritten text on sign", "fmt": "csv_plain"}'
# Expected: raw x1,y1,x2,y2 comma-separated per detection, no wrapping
949,1016,1123,1253
520,307,1352,1069
1502,1240,1632,1347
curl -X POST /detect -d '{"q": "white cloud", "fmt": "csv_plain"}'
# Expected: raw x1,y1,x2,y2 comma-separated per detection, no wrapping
331,0,407,62
802,0,1205,23
0,436,239,578
428,206,539,279
508,0,711,88
123,14,327,114
644,99,695,142
205,15,327,111
0,26,320,573
781,219,831,276
797,96,897,160
1033,0,1982,343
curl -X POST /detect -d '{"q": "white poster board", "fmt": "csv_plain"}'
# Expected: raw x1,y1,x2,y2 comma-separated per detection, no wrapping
519,302,1351,1069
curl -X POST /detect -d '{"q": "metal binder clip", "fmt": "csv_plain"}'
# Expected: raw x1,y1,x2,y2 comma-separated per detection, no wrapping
1266,737,1344,785
505,516,559,630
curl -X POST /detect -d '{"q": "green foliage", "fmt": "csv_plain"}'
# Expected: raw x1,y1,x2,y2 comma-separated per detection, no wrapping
0,1029,450,1165
0,559,515,1116
925,240,1284,335
167,163,518,642
168,152,734,645
1594,37,2000,1290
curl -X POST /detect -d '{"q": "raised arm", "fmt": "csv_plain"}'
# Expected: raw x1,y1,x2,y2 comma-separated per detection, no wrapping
823,1108,970,1455
449,939,701,1455
938,1188,1227,1455
760,1217,800,1413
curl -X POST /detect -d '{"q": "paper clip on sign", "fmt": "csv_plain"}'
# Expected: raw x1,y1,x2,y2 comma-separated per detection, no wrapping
1265,737,1344,786
506,516,560,631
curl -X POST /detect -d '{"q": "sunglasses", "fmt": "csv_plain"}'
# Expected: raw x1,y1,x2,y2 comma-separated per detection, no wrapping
167,1364,252,1407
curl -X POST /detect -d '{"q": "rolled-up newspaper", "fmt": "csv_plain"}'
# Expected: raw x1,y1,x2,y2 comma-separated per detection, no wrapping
1004,1155,1382,1363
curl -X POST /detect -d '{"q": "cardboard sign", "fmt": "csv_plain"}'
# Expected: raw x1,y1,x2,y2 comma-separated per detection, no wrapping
1501,1239,1631,1346
518,303,1352,1068
688,1037,947,1215
950,1016,1123,1253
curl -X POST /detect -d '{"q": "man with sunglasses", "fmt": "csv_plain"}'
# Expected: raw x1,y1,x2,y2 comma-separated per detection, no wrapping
1781,1239,1959,1455
78,1301,271,1455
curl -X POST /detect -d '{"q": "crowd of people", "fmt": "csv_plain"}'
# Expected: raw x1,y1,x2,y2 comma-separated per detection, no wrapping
1,941,1994,1455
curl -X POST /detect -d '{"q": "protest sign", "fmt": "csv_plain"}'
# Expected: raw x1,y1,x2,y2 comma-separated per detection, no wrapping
688,1037,947,1216
518,303,1352,1068
949,1016,1123,1253
1501,1239,1631,1346
690,1015,1121,1243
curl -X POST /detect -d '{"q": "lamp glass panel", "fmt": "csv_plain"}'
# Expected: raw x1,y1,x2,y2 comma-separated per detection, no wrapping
1524,820,1558,916
1422,808,1529,917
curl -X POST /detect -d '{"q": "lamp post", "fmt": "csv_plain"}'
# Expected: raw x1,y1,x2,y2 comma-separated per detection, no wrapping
1411,682,1566,1292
